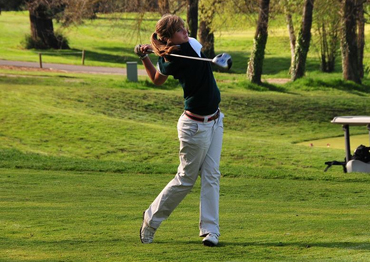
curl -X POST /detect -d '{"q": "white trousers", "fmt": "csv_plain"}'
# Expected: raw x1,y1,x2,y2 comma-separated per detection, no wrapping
144,111,224,236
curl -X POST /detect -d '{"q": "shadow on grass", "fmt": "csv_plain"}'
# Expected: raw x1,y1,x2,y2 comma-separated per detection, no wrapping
263,56,291,75
156,239,370,251
237,80,291,94
263,56,343,76
258,82,289,93
286,77,370,95
85,47,140,65
39,47,142,66
141,78,180,90
216,241,370,250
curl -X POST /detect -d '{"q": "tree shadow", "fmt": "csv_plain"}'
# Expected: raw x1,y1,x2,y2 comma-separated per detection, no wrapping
286,77,370,95
85,46,142,65
217,241,370,250
164,239,370,251
263,56,292,75
260,82,290,93
42,47,142,66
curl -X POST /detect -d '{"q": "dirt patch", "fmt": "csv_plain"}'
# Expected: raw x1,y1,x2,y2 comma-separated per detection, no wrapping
265,78,290,84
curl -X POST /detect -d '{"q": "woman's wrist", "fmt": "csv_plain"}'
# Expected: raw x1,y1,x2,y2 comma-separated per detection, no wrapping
140,54,148,60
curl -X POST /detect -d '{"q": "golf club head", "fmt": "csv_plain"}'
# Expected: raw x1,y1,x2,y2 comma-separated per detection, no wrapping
212,53,232,70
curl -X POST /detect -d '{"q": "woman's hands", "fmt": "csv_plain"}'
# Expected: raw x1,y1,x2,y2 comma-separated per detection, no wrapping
134,44,168,86
134,44,152,59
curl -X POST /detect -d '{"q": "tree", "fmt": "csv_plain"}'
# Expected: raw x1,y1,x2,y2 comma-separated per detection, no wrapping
280,0,301,74
25,0,70,49
247,0,270,84
24,0,112,49
291,0,314,81
285,7,296,73
187,0,198,38
158,0,170,15
356,0,365,78
340,0,361,84
314,0,341,72
198,0,221,58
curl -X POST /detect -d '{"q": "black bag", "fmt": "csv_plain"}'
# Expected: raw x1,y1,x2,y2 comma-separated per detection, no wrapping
352,144,370,163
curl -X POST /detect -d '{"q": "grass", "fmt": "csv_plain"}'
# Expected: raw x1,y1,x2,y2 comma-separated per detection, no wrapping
2,70,370,261
2,168,370,262
298,135,370,149
2,11,370,262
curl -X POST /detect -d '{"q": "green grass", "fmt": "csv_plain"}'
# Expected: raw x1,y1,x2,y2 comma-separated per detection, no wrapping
298,135,370,149
2,168,370,262
2,70,370,261
2,10,370,262
0,12,158,67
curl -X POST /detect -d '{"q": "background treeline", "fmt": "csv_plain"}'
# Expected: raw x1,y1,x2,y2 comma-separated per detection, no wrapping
0,0,369,85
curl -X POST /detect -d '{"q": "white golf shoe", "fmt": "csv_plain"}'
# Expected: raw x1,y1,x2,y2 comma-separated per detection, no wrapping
140,212,156,244
202,233,219,247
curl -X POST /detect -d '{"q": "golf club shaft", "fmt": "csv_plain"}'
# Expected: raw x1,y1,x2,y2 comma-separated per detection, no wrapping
167,53,213,62
147,49,212,62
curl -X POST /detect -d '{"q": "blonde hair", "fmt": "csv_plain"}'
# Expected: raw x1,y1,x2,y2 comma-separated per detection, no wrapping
150,14,184,57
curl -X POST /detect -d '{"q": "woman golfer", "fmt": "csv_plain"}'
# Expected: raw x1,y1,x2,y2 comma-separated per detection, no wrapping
135,14,224,247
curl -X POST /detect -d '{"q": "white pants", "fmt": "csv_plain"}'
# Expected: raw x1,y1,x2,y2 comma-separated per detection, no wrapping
144,111,224,236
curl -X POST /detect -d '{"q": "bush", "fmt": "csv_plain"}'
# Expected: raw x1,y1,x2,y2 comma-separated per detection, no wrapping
22,31,69,50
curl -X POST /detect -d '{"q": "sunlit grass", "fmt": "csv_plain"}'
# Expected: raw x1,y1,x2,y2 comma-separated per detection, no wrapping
2,10,370,261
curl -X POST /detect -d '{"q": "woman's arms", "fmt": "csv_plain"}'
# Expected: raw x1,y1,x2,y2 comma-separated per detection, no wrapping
134,44,168,86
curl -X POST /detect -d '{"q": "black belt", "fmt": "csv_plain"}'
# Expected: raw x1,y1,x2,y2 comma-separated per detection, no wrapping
184,109,220,122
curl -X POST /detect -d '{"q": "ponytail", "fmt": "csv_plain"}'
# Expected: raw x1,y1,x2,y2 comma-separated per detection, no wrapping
150,33,180,57
150,14,184,57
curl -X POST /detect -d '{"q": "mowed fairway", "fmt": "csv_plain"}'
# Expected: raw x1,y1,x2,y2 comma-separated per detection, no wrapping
2,71,370,261
2,11,370,262
2,168,370,261
298,135,370,149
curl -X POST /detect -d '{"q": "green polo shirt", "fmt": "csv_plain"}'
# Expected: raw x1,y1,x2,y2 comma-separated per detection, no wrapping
157,39,220,116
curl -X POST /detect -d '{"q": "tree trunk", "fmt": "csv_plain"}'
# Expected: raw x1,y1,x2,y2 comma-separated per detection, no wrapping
247,0,270,85
28,2,69,49
319,21,338,73
291,0,314,81
357,0,365,78
187,0,198,39
198,21,215,58
147,0,158,11
323,23,339,72
285,12,296,74
341,0,361,84
158,0,170,15
198,0,219,58
314,0,341,73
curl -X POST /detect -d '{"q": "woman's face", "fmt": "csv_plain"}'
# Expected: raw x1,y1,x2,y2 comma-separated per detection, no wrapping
169,26,189,45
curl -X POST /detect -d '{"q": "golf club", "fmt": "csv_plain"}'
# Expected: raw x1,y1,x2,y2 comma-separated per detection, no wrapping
146,48,232,70
168,53,232,70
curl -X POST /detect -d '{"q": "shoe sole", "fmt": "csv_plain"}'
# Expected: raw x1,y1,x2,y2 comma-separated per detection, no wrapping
203,240,217,247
